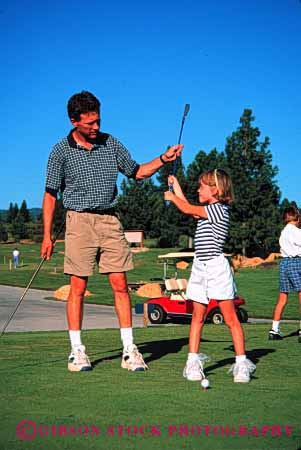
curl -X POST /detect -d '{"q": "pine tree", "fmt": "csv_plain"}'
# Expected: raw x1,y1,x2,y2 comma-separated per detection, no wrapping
154,155,191,247
186,148,227,203
19,200,31,222
0,222,8,242
53,197,66,238
11,216,28,240
117,178,158,236
185,148,227,239
7,202,19,223
225,109,281,257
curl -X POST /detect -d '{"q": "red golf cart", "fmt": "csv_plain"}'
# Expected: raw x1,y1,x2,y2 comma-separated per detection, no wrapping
136,278,248,325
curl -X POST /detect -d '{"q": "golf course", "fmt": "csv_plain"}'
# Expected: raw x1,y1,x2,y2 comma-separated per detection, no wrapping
0,242,300,450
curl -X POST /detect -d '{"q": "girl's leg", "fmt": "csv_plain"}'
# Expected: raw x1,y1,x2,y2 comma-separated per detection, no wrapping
184,301,208,381
219,299,256,382
219,299,245,355
272,292,288,321
297,292,301,321
189,301,208,353
298,292,301,340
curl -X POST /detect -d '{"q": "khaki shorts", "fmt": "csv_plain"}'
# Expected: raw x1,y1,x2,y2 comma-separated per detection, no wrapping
64,211,133,276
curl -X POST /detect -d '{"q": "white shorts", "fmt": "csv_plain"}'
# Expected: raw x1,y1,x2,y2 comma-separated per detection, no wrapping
186,254,236,305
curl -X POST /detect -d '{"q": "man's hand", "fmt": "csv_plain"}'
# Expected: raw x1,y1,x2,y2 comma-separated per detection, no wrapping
162,144,183,163
41,238,54,260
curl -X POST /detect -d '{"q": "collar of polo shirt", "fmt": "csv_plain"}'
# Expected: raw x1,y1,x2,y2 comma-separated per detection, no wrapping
67,129,109,148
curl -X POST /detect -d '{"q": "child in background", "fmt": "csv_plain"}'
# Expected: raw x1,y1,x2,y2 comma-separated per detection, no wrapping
164,169,256,383
269,206,301,342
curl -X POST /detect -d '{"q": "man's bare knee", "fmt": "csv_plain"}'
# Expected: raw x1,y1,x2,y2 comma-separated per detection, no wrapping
112,286,129,295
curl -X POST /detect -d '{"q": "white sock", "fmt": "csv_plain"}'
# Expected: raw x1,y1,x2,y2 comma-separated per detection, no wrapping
69,330,82,349
187,352,199,362
236,354,246,364
272,320,280,332
121,327,133,350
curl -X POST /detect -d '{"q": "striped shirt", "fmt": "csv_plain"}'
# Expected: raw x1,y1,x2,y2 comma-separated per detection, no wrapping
194,202,230,262
45,131,139,211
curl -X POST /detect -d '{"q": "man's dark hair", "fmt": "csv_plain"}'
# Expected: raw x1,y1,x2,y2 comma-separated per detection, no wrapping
67,91,100,120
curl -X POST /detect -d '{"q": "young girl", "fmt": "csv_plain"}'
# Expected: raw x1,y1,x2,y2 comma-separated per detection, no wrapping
164,169,256,383
269,206,301,342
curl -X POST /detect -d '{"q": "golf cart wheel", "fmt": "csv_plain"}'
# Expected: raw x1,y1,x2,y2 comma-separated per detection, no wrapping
236,307,249,323
211,311,224,325
148,305,167,324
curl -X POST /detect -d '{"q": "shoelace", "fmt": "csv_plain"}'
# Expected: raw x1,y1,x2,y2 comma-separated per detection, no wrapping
187,353,210,377
228,360,256,375
127,348,147,368
75,350,89,365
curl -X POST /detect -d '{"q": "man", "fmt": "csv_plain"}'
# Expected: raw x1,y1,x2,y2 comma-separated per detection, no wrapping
41,91,183,373
13,248,20,269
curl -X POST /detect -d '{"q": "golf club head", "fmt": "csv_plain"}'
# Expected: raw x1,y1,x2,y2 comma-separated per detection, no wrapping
184,103,190,117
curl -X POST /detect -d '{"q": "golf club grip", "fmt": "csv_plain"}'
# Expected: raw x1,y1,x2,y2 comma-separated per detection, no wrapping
166,183,173,206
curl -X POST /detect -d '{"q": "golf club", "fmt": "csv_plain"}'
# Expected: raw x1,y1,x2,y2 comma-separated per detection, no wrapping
166,103,190,205
0,220,66,338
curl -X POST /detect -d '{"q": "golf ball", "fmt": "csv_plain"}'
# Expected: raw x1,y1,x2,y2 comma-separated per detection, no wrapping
201,378,210,389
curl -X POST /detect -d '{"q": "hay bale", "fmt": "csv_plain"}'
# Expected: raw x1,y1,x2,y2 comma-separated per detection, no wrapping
54,285,93,301
264,252,281,263
240,257,264,268
176,261,189,270
136,283,162,298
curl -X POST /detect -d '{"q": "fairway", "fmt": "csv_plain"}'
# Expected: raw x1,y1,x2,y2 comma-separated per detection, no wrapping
1,242,301,320
0,324,300,450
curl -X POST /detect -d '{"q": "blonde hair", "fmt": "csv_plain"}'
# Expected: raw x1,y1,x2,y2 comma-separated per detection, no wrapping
199,169,234,205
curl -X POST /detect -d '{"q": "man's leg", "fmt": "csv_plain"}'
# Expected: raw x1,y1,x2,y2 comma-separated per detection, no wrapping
67,275,92,372
108,272,147,371
67,275,88,330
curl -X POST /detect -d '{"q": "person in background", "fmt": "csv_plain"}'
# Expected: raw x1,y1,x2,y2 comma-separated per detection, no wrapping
269,205,301,342
12,248,20,269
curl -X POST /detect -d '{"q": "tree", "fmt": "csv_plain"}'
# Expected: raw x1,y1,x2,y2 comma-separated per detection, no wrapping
185,148,228,239
117,178,158,236
225,109,281,257
19,200,31,222
0,222,8,242
154,155,191,246
53,197,66,238
186,148,227,204
7,203,19,223
11,216,28,240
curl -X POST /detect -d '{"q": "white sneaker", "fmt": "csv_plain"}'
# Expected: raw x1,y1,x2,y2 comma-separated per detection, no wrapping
68,345,92,372
121,344,148,371
183,354,209,381
229,358,256,383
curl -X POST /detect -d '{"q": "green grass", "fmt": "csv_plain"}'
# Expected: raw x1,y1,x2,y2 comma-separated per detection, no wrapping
0,324,300,450
0,242,300,319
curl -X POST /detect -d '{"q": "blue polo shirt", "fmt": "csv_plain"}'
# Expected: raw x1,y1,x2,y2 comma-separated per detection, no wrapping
45,131,140,211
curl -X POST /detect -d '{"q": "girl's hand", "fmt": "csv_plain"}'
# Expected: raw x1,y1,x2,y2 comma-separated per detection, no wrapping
167,175,176,186
164,191,174,201
168,175,181,189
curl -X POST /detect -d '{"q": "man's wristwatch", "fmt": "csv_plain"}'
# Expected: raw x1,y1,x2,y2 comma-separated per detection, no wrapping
160,154,167,164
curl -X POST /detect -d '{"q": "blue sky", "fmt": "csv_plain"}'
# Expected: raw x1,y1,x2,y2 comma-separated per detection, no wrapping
1,0,300,209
